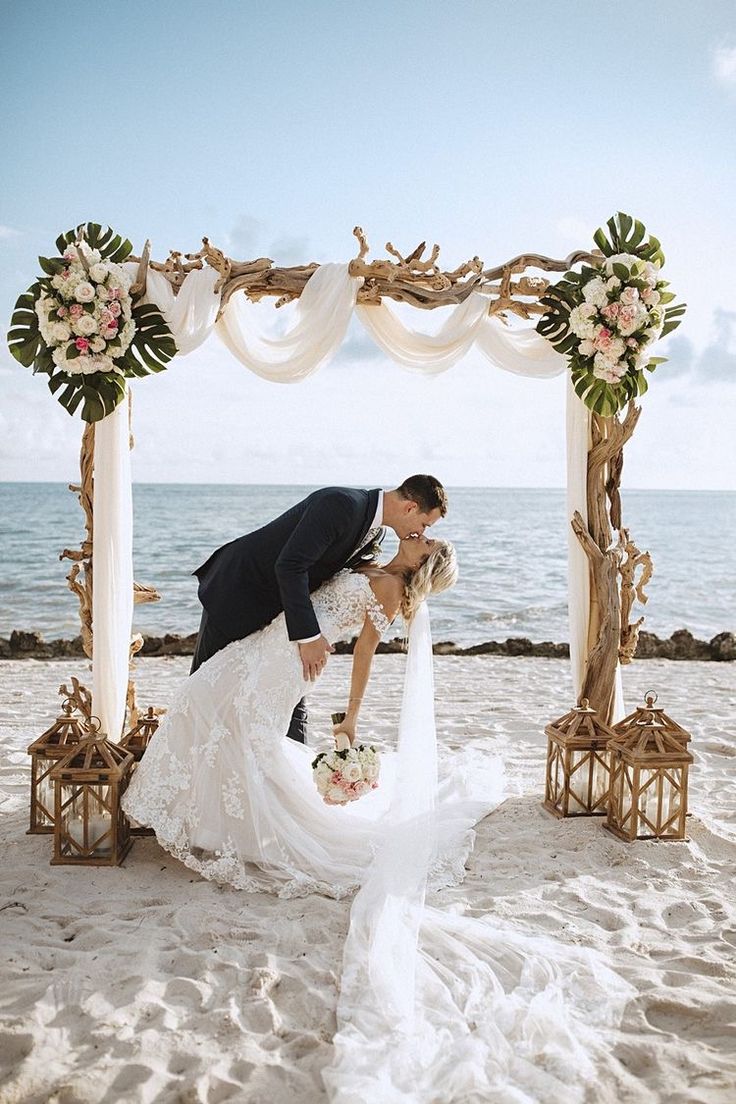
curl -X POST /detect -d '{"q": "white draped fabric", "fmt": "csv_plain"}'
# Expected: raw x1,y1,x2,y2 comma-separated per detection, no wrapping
143,266,221,356
215,262,360,382
324,603,634,1102
355,293,489,373
91,399,133,739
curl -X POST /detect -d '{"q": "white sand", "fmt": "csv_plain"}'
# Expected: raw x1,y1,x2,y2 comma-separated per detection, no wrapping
1,655,735,1104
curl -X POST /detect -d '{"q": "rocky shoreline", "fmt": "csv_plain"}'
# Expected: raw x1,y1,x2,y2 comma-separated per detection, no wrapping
1,627,734,661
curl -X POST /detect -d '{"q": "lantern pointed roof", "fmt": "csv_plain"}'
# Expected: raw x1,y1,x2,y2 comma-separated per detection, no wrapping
545,698,618,744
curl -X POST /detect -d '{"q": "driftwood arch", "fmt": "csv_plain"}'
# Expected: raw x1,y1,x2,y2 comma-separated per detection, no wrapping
54,225,651,730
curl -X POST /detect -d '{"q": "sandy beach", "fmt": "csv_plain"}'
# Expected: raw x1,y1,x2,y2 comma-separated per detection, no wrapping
1,654,735,1104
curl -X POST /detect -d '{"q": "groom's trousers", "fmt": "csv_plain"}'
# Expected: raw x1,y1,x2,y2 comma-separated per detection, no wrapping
189,608,308,744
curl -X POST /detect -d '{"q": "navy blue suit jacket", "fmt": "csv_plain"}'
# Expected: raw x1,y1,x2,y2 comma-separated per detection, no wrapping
193,486,381,643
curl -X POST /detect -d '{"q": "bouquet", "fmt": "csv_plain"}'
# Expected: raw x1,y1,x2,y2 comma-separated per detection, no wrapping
36,241,136,377
311,712,380,806
537,212,686,415
8,222,176,423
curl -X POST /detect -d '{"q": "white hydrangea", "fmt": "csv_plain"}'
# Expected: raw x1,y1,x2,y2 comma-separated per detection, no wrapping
51,321,72,343
90,337,106,353
602,253,640,277
582,277,608,308
106,261,132,291
89,262,108,283
569,304,599,339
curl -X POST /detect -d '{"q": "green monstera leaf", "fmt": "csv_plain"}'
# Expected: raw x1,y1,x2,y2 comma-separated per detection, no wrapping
6,223,178,423
55,221,134,264
536,212,687,415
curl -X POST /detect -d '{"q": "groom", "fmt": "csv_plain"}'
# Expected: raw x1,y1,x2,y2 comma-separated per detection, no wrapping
190,474,448,742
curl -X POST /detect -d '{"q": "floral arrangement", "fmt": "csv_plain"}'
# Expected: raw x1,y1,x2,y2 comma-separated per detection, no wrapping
312,744,381,806
537,212,686,415
8,222,176,423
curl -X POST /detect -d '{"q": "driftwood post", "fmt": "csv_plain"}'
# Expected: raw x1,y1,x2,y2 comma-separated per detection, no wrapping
573,403,653,723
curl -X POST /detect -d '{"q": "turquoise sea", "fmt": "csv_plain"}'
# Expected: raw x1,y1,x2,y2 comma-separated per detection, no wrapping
1,484,734,646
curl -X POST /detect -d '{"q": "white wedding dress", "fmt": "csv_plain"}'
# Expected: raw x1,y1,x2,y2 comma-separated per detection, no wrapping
122,569,634,1103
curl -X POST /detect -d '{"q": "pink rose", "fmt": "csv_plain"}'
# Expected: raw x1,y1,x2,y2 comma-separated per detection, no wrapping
353,781,370,796
69,303,84,318
601,302,620,320
100,308,114,325
107,300,122,318
620,286,640,305
594,327,613,351
108,287,122,300
102,324,118,338
626,338,638,348
618,305,637,325
56,306,68,318
75,337,90,352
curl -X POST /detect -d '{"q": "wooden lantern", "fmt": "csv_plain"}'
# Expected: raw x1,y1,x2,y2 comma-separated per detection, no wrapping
49,719,134,866
120,706,160,760
119,707,160,838
605,691,693,843
26,699,87,834
543,698,618,818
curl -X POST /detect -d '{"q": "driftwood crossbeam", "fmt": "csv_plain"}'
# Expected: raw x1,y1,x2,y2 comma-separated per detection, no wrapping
129,227,601,319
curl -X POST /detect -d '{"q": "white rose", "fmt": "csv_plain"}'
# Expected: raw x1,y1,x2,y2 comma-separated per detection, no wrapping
641,287,660,306
344,763,362,783
96,284,110,302
90,337,106,353
51,321,72,343
578,338,596,357
75,282,96,303
620,286,640,305
73,313,98,336
89,263,108,283
606,275,621,292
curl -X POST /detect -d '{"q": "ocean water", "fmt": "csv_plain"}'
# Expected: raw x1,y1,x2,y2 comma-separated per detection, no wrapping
1,483,734,646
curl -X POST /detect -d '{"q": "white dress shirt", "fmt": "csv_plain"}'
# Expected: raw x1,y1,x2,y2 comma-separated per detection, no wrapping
298,490,384,644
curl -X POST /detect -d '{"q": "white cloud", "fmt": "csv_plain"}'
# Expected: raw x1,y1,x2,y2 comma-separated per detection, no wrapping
712,44,736,87
0,225,22,240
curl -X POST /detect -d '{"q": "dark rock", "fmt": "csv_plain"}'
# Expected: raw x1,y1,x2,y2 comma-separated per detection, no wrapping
0,637,12,659
504,637,534,657
670,629,710,661
10,630,45,653
710,631,736,661
634,631,661,658
462,641,505,655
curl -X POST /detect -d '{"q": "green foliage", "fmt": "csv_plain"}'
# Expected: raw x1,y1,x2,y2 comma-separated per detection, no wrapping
6,223,178,424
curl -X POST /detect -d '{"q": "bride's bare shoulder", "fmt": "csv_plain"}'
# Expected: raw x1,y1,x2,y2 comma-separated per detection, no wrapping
366,571,404,618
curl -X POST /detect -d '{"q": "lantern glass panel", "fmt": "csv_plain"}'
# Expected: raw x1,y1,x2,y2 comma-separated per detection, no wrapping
61,783,113,857
36,765,56,827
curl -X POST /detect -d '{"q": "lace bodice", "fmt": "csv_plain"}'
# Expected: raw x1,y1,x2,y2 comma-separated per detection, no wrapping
312,569,393,643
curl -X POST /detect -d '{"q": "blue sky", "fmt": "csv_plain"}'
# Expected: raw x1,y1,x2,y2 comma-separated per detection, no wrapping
1,0,734,488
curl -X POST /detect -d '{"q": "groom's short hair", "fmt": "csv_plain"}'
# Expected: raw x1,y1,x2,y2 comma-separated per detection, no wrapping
396,475,448,517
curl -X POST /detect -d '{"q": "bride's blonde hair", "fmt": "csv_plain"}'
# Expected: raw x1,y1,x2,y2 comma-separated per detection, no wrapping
400,539,458,624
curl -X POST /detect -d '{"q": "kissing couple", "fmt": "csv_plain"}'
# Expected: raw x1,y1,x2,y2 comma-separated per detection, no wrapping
122,474,633,1102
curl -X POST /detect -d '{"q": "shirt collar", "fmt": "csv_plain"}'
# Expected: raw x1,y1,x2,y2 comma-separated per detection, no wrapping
372,489,384,530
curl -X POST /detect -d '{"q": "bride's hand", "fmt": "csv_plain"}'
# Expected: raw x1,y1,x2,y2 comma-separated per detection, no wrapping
333,721,356,749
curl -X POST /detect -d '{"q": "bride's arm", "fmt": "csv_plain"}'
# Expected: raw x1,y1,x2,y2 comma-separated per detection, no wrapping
335,576,403,745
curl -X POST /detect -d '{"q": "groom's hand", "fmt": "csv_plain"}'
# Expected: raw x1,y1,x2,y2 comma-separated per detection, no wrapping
299,636,334,682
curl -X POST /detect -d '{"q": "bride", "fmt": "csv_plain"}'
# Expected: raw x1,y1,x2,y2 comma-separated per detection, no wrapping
121,534,494,896
122,536,634,1104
